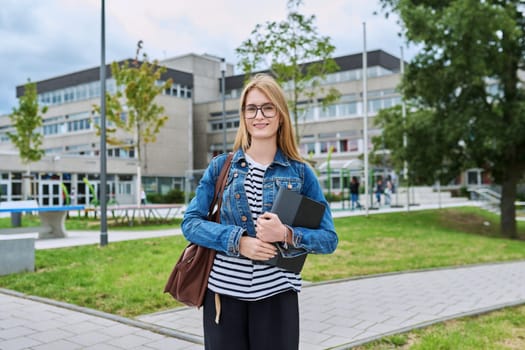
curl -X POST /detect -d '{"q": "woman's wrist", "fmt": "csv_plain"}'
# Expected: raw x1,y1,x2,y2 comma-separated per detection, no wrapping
282,224,295,248
282,225,288,249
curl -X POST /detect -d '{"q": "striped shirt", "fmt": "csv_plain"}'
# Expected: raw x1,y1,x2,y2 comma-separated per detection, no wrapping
207,155,301,300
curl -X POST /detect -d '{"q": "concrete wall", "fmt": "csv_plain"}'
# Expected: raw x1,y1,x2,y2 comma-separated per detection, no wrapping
0,235,35,275
162,54,234,104
140,95,192,177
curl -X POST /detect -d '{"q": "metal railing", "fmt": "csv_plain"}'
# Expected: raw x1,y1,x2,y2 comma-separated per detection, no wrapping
468,187,525,216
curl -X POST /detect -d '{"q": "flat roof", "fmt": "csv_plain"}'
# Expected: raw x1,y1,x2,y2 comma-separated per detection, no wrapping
16,59,194,97
16,50,401,97
224,49,402,90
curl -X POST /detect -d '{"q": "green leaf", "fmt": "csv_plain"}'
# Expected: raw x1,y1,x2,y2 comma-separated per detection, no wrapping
377,0,525,237
236,0,340,143
92,55,172,165
9,80,46,165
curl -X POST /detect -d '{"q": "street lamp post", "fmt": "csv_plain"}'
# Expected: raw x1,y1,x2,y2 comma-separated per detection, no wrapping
99,0,108,246
362,22,369,216
221,58,227,153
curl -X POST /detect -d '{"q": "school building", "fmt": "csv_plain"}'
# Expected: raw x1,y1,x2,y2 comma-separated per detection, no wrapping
0,49,486,206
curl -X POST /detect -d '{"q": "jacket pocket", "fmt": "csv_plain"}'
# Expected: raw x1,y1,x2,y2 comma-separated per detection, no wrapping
274,178,302,192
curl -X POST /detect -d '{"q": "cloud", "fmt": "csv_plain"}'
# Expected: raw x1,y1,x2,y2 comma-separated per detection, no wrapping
0,0,416,115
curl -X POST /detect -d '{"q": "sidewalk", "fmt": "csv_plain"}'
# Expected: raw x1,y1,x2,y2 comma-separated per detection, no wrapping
2,261,524,349
138,261,525,349
0,289,201,350
2,202,525,349
35,229,181,250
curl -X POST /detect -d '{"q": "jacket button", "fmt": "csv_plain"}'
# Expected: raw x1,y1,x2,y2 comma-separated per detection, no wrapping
234,173,238,178
241,215,248,222
241,162,246,167
287,183,292,189
235,193,240,199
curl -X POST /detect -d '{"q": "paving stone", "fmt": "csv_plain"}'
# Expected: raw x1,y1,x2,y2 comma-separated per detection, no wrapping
30,339,82,350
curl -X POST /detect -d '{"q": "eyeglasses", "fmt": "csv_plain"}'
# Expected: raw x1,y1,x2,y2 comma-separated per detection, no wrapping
243,103,277,119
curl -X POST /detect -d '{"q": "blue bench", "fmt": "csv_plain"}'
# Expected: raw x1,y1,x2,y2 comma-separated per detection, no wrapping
0,201,84,239
0,201,84,275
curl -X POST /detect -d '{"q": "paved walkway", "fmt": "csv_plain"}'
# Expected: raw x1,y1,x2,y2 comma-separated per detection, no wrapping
1,202,525,349
138,261,525,349
34,229,179,250
0,289,201,350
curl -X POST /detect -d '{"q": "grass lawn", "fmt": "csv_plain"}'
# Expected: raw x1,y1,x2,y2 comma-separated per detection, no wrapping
0,206,524,347
354,305,525,350
305,206,525,282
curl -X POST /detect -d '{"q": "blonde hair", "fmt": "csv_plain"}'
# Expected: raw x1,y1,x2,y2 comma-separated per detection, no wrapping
233,74,303,162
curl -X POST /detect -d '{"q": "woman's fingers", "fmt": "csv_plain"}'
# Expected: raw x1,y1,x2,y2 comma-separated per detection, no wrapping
239,236,277,260
256,212,283,243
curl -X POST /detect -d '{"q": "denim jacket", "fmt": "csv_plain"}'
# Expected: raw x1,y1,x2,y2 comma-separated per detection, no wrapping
182,149,338,257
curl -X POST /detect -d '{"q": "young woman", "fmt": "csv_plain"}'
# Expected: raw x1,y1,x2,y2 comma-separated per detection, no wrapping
182,74,338,350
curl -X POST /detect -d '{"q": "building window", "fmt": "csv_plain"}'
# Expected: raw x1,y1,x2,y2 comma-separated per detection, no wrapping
340,102,358,116
320,141,337,154
45,147,63,155
368,99,383,114
67,119,91,132
348,139,359,152
300,142,316,156
319,105,337,119
467,169,482,186
209,113,239,132
107,147,134,159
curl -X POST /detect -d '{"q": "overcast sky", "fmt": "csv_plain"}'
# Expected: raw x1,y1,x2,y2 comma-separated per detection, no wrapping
0,0,418,115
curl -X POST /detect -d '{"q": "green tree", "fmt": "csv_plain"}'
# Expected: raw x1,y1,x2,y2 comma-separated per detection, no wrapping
93,50,172,205
377,0,525,238
7,80,48,200
236,0,340,142
371,105,468,184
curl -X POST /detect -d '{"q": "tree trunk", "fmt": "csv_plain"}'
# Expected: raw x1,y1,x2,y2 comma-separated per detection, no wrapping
22,166,31,201
500,168,518,239
135,126,142,207
136,161,142,207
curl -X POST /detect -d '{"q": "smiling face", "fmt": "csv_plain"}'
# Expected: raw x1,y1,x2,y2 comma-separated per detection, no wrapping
233,74,302,161
243,88,280,144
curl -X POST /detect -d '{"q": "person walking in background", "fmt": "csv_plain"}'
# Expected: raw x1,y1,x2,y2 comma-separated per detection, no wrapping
140,187,146,205
384,177,393,207
349,176,361,210
375,177,383,207
389,172,397,195
182,74,338,350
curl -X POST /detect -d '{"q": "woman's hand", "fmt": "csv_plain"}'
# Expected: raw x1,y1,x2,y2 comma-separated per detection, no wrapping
256,212,285,243
239,236,277,261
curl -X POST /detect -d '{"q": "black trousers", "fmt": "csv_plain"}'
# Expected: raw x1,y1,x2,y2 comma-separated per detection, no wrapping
203,289,299,350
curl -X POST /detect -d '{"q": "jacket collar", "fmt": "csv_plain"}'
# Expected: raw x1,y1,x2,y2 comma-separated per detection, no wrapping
232,148,290,168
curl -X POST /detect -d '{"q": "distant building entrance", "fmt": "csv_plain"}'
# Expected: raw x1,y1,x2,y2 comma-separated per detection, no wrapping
39,180,62,206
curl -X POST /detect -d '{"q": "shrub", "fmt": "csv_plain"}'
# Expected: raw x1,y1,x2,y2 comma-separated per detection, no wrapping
147,189,185,204
324,192,344,202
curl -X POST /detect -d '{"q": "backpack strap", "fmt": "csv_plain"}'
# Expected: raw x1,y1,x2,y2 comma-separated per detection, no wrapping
208,153,233,223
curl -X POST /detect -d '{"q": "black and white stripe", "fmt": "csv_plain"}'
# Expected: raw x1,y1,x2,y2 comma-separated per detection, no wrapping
245,164,265,221
208,155,301,300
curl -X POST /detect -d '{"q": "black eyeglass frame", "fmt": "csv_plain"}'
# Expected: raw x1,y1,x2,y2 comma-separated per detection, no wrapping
242,103,277,119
